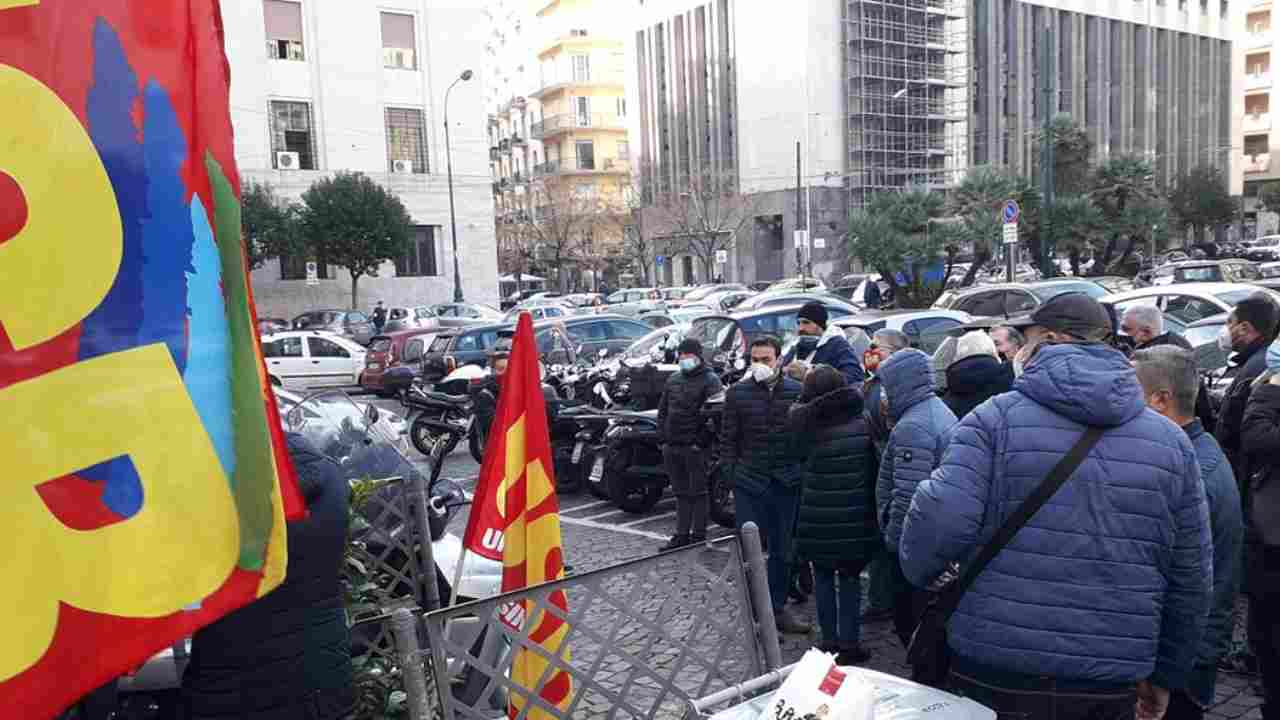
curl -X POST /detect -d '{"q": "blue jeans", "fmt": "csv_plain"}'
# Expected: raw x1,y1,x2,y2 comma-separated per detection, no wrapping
735,482,799,613
814,566,862,646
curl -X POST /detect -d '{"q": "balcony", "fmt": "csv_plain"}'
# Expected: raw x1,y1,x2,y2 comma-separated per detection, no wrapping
1246,153,1273,173
530,112,626,139
532,157,629,176
1246,112,1273,133
1250,31,1273,49
1247,73,1273,91
530,74,626,100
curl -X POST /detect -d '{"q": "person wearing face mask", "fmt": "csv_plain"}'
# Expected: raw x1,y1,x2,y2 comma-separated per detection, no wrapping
782,301,865,389
1122,304,1193,352
656,338,723,551
720,336,810,634
861,328,911,623
900,292,1211,719
1215,293,1280,485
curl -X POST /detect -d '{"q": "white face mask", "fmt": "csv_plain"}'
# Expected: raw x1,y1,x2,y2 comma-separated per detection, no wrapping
1217,325,1233,352
750,362,775,383
1012,357,1026,378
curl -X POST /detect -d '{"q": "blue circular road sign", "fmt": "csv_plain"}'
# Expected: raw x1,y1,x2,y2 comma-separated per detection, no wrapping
1002,200,1020,224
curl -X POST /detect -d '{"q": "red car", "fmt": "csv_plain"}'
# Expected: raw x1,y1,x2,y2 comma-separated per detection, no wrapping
360,328,439,395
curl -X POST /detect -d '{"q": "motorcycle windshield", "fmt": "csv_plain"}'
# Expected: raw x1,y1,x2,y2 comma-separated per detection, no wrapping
278,389,418,485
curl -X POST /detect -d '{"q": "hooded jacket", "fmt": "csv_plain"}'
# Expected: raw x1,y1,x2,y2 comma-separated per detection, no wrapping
789,386,880,568
657,363,722,444
900,343,1212,690
784,324,865,389
942,355,1013,419
874,349,957,551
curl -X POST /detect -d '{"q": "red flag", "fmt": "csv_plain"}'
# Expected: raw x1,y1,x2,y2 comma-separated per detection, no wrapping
0,2,302,716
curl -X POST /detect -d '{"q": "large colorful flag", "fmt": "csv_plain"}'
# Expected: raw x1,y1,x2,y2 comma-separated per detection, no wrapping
463,314,572,719
0,1,304,716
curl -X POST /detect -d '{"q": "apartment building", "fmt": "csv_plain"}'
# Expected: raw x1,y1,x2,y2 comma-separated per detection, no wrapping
485,0,631,292
222,0,499,318
1242,0,1279,235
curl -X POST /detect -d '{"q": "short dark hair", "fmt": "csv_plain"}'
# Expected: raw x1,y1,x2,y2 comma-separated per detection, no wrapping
750,335,782,357
1231,292,1280,340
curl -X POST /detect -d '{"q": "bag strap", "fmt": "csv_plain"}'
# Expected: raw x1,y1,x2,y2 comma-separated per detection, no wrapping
941,425,1105,611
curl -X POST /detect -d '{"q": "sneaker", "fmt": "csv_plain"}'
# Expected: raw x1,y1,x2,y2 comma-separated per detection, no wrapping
774,607,813,635
659,535,690,552
835,644,871,666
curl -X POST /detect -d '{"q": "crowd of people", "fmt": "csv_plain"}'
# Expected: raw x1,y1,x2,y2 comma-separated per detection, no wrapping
660,296,1280,719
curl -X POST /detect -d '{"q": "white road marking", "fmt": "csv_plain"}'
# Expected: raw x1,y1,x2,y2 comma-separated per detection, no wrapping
619,511,676,528
559,499,614,514
580,507,630,521
559,515,669,540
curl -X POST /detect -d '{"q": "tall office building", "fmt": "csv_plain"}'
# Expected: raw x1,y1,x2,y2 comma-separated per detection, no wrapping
1241,0,1278,235
222,0,499,317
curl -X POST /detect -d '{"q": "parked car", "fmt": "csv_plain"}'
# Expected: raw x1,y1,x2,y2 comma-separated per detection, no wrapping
1104,282,1280,327
1180,313,1231,373
504,301,575,322
734,290,860,314
684,302,860,371
562,314,653,359
360,328,439,395
933,278,1110,317
257,317,289,336
291,309,376,346
1089,275,1136,294
765,277,826,293
747,281,773,292
408,319,579,385
683,284,748,303
699,289,756,313
638,313,675,329
658,286,696,307
430,302,506,328
1246,235,1280,262
261,331,369,390
605,288,664,317
382,305,440,333
832,309,973,354
668,304,716,324
1139,259,1262,287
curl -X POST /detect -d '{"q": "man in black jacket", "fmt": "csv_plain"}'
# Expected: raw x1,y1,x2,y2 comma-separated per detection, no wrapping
657,338,723,551
1216,292,1280,483
721,336,810,633
1122,305,1194,351
1241,361,1280,720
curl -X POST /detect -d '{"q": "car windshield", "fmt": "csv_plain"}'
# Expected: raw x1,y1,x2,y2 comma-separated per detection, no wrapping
1215,288,1280,306
429,335,454,352
1184,321,1225,350
686,317,739,353
368,338,393,353
623,328,676,360
1029,282,1108,301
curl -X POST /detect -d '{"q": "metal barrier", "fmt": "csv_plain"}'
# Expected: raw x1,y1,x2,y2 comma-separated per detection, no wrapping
392,523,780,720
350,473,442,616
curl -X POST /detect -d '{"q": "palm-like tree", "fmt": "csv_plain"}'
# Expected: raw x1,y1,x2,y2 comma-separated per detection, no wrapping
1086,156,1162,275
949,166,1040,287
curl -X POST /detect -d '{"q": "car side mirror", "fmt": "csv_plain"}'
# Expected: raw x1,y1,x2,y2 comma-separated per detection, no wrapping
364,404,380,425
598,348,609,359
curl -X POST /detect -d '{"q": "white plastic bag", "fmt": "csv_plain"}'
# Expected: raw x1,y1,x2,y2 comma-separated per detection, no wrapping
758,649,874,720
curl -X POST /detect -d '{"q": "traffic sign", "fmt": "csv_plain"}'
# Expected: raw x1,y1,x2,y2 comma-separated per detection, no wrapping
715,249,728,264
813,237,826,250
305,260,319,286
1001,199,1020,225
794,230,809,249
1002,223,1019,245
656,255,665,267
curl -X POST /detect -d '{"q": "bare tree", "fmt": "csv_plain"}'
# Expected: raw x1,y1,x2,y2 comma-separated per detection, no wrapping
644,167,760,279
513,178,620,293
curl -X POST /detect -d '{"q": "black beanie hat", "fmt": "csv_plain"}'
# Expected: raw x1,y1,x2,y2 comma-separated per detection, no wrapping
798,301,828,330
677,338,703,356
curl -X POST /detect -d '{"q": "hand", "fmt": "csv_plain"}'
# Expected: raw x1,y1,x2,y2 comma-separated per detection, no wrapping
785,360,809,381
1135,680,1169,720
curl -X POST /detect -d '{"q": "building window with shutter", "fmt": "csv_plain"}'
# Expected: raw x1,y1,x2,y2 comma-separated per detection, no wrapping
269,100,317,169
616,97,627,118
381,12,417,70
575,140,595,170
396,226,440,277
264,0,305,60
572,54,591,82
385,107,428,173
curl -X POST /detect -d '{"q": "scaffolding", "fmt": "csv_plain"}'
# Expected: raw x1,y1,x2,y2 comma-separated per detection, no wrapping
845,0,968,206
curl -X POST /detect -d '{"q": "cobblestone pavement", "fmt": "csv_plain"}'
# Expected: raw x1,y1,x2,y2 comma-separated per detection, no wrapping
380,395,1268,719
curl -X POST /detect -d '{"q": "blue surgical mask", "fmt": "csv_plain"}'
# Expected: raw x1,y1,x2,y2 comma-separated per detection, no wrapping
1267,337,1280,372
679,357,700,373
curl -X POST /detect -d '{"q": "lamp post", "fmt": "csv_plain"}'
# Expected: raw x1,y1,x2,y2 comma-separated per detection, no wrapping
445,69,473,302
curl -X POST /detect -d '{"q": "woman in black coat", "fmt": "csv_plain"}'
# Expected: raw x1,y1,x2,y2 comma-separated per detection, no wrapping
181,433,355,720
789,365,880,665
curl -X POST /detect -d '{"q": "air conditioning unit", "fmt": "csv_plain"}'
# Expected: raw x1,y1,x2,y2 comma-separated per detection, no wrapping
392,159,414,174
276,151,300,170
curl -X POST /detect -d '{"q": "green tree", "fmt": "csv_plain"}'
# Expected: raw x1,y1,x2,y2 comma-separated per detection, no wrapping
1034,114,1095,195
301,172,413,310
240,180,302,270
845,189,949,308
1087,156,1161,275
1168,163,1237,247
948,166,1041,286
1046,195,1105,276
1258,181,1280,215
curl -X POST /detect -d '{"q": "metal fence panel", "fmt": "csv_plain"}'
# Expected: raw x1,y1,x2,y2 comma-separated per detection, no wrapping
415,530,775,720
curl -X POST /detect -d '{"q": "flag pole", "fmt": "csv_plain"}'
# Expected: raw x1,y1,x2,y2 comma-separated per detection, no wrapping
448,546,467,607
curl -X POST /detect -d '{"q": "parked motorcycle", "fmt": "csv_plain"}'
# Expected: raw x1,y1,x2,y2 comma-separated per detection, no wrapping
600,409,666,513
400,381,483,462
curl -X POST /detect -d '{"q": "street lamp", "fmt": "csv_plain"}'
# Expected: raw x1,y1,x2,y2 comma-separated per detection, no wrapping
445,69,473,302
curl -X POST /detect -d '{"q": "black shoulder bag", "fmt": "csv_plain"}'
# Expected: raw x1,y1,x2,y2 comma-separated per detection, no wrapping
906,426,1105,684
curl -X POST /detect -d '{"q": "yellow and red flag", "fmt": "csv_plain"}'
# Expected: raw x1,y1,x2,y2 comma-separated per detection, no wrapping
0,1,303,716
462,313,573,718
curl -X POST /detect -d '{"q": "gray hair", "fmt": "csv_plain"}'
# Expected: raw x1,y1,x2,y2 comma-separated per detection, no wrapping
992,325,1025,349
1133,346,1198,419
872,328,911,353
1123,304,1165,336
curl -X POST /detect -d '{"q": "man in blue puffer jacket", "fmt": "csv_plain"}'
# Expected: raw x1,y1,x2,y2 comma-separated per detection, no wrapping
900,292,1212,720
874,348,957,651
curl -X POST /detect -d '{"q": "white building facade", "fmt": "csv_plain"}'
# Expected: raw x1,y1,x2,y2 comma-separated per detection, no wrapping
221,0,499,320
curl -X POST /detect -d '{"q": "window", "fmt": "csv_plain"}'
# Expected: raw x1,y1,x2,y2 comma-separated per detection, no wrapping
571,54,591,82
264,0,304,60
381,12,417,69
956,291,1006,317
617,97,627,118
1164,295,1220,323
279,253,327,280
269,100,317,169
618,140,630,159
1246,134,1270,156
396,225,440,277
567,322,609,342
385,107,427,173
308,336,350,358
264,336,303,358
1005,291,1036,314
573,96,591,126
575,140,595,170
607,320,649,340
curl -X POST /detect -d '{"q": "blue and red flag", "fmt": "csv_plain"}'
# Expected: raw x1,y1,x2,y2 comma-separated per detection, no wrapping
0,1,303,716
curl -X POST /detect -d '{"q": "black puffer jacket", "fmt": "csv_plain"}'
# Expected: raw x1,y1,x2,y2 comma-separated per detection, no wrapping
657,364,723,445
182,434,354,720
1242,378,1280,594
719,375,804,495
1217,337,1271,481
790,386,880,568
942,355,1012,419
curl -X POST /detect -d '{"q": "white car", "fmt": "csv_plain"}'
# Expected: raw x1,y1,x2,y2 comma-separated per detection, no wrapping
833,309,973,354
261,330,369,390
1103,282,1280,327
